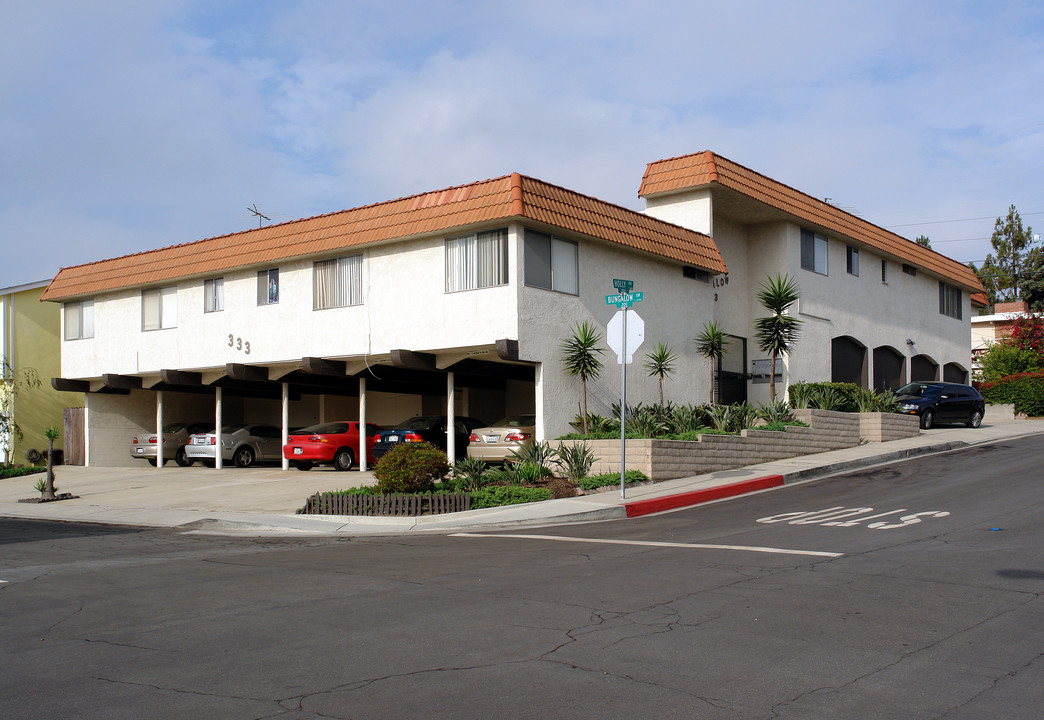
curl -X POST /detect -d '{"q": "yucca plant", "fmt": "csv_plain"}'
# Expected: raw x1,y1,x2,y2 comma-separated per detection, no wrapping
733,402,759,431
644,342,677,409
754,274,803,401
554,441,596,485
810,386,844,411
508,440,556,475
670,404,710,434
569,413,615,435
694,321,727,403
560,322,606,435
705,404,737,432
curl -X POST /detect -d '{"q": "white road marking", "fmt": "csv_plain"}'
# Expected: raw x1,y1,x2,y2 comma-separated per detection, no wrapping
450,533,842,558
756,507,950,529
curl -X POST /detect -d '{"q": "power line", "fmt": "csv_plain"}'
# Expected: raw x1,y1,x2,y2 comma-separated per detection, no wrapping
887,210,1044,229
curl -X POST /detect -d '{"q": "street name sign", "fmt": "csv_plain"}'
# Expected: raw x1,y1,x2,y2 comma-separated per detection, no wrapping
605,291,644,307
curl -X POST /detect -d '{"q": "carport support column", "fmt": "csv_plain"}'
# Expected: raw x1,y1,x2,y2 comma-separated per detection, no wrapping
446,371,456,465
215,387,223,470
358,377,367,472
155,390,164,470
281,382,289,471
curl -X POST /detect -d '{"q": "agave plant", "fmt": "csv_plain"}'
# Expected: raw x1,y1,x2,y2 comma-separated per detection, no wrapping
705,404,737,432
788,382,815,409
453,456,489,491
756,400,793,424
810,386,844,411
554,441,596,484
508,439,556,470
733,402,760,431
569,413,615,435
670,404,710,434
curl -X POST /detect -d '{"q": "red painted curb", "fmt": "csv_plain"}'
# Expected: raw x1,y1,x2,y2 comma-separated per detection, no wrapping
624,475,785,518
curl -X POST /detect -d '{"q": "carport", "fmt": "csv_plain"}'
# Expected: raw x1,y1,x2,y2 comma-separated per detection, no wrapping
54,339,536,470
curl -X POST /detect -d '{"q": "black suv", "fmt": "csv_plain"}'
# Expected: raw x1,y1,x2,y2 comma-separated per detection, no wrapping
896,382,985,429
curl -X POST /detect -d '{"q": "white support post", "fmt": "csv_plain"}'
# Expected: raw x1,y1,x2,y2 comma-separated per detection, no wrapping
446,371,456,465
214,386,223,470
155,390,164,470
281,382,289,471
358,377,367,472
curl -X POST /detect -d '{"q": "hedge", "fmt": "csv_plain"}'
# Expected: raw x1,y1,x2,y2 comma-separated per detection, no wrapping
978,371,1044,417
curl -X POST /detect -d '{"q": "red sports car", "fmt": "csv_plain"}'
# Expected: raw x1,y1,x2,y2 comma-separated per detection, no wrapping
282,421,383,471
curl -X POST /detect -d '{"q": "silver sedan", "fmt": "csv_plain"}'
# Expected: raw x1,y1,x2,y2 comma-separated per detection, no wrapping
186,424,284,468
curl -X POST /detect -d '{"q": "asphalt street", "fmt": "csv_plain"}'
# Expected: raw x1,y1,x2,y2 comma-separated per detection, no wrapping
1,435,1041,719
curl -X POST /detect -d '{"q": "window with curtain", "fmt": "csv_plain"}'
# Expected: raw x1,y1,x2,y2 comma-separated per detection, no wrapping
313,255,363,309
257,268,279,305
445,229,508,292
204,277,224,313
142,287,177,331
846,246,859,276
524,228,578,294
63,300,94,340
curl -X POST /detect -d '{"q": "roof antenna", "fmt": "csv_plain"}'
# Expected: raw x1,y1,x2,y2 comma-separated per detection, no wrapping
247,204,270,228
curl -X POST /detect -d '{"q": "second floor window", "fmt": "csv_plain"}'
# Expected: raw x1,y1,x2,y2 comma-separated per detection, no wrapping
445,229,508,292
939,282,962,319
846,246,859,276
524,228,578,295
63,300,94,340
314,255,363,309
204,277,224,313
800,229,828,275
257,268,279,305
142,286,177,331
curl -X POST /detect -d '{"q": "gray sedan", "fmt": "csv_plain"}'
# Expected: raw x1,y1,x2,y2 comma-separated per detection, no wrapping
186,424,284,468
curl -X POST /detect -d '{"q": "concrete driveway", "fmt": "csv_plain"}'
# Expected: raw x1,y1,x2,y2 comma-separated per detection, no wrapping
0,462,376,514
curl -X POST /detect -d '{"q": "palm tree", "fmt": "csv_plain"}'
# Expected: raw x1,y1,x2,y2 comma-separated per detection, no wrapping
560,322,605,435
694,321,726,404
754,274,803,401
644,342,677,408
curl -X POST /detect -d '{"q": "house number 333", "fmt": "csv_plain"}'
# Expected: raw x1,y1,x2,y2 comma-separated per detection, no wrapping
228,334,251,355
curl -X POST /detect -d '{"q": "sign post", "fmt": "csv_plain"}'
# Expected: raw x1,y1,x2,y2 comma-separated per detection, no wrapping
606,281,645,498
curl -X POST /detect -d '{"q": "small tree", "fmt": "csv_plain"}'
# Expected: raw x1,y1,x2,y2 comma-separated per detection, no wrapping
915,235,932,249
560,322,605,435
42,425,60,500
643,342,676,408
754,274,803,402
0,358,41,465
695,321,726,403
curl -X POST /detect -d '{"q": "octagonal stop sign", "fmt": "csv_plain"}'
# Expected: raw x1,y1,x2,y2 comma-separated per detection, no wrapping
606,309,645,364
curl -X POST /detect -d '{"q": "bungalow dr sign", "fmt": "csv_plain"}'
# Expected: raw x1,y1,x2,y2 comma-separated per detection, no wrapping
605,280,645,498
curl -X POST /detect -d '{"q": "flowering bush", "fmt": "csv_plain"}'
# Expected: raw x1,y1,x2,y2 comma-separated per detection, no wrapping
978,370,1044,416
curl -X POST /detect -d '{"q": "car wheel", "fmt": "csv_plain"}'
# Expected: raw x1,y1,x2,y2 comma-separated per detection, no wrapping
333,448,355,471
147,458,157,467
175,447,193,467
920,410,934,430
233,446,255,468
294,461,313,471
967,410,982,429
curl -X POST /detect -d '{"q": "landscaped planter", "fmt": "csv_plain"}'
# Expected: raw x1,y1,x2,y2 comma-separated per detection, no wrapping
558,410,920,482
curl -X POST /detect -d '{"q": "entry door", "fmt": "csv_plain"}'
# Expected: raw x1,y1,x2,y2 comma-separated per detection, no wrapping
718,335,748,405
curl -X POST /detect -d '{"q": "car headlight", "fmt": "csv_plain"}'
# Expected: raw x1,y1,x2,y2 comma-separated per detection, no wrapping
899,403,917,411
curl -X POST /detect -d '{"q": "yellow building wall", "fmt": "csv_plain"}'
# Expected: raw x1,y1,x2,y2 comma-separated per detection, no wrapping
5,286,82,464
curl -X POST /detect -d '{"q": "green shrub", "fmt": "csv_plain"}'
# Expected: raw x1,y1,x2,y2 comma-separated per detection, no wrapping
979,343,1042,382
471,486,553,508
756,400,792,424
508,440,556,475
979,371,1044,416
0,466,43,480
580,470,649,491
788,382,861,412
372,442,449,493
668,403,710,434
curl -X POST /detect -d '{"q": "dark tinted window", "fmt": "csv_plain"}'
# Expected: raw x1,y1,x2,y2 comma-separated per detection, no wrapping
301,422,351,434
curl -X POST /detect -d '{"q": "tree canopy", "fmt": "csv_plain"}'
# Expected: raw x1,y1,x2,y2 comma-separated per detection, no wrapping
972,205,1040,312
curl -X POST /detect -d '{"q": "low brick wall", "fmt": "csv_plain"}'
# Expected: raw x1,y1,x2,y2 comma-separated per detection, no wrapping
564,410,920,482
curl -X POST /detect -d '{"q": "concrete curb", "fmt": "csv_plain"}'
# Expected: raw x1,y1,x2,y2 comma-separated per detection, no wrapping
624,475,784,517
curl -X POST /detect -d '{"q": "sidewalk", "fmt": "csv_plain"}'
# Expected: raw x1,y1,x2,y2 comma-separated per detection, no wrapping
2,417,1042,536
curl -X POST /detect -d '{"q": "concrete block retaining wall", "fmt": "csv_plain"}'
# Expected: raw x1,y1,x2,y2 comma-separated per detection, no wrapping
568,410,921,481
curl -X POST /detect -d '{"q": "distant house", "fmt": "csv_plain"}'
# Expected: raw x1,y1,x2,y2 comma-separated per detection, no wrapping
42,153,982,468
971,299,1033,378
2,280,84,465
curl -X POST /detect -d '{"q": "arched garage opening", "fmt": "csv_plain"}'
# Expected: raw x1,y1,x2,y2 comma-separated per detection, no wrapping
873,346,906,391
831,336,868,388
911,354,939,382
943,362,969,384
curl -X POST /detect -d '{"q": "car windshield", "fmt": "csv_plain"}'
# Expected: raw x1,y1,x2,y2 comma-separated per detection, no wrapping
897,383,942,398
491,415,536,427
396,417,440,431
298,422,351,434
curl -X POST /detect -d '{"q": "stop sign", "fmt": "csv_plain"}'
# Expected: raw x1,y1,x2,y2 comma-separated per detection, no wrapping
606,309,644,364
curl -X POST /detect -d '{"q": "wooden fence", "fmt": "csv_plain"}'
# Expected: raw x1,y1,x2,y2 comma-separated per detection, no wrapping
301,492,472,516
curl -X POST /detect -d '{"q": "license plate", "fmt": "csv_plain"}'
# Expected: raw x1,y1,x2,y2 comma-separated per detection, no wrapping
484,435,498,443
194,437,206,445
136,448,144,454
387,436,398,443
293,447,302,455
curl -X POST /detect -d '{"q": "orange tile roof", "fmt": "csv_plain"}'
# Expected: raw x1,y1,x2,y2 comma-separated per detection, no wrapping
42,174,724,302
639,151,984,293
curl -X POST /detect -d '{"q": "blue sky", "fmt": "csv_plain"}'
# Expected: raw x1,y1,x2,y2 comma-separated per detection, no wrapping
3,0,1043,289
